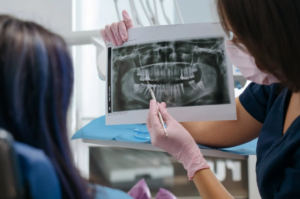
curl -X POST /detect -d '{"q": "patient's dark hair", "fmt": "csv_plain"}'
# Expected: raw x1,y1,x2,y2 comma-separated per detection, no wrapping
216,0,300,91
0,15,92,198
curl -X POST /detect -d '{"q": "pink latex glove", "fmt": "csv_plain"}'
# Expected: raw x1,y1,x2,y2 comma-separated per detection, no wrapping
100,10,134,46
147,100,210,180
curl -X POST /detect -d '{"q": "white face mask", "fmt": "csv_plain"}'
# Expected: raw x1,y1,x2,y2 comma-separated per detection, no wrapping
225,40,279,85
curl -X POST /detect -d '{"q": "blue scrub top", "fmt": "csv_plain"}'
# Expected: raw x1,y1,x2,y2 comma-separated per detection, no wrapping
240,83,300,198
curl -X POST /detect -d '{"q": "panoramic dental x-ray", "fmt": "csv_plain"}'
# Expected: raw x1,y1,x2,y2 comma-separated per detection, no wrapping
106,23,236,125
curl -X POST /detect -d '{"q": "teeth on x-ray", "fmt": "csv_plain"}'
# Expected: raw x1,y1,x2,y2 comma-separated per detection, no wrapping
136,68,141,76
189,80,200,90
197,81,205,90
141,83,147,94
111,38,230,112
134,83,184,100
180,83,184,93
138,66,199,82
180,68,188,80
145,70,151,81
144,84,150,95
188,68,194,78
140,69,145,81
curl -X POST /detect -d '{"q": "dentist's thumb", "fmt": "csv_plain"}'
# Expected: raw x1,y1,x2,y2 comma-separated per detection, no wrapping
122,10,134,29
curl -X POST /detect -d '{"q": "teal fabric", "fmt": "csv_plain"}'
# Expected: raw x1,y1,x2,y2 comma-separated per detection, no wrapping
13,141,133,199
93,184,133,199
72,116,257,155
72,116,150,143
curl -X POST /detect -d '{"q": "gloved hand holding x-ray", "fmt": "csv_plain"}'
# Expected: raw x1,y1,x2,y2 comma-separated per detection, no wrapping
103,11,236,125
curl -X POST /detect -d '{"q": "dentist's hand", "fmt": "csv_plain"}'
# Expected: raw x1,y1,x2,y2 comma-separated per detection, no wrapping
100,10,134,46
147,100,210,180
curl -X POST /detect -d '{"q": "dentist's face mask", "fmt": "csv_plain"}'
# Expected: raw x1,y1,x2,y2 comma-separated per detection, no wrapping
225,40,279,85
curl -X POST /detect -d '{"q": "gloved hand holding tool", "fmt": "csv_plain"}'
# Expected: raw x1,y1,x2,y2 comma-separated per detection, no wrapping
146,100,210,180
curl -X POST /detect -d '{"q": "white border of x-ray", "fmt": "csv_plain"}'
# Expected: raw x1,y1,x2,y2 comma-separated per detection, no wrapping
106,22,237,125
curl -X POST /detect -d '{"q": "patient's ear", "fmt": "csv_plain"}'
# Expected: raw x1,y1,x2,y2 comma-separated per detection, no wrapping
127,179,151,199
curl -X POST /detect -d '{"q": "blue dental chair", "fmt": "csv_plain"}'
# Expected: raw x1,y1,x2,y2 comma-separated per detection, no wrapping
0,129,134,199
0,129,61,199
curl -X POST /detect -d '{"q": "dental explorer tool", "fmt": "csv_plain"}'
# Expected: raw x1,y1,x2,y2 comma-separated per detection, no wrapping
147,81,168,138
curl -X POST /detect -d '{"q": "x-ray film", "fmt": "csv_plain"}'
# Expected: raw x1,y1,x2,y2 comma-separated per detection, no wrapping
106,23,236,125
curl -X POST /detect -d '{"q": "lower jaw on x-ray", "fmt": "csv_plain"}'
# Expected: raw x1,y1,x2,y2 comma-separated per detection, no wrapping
110,38,230,112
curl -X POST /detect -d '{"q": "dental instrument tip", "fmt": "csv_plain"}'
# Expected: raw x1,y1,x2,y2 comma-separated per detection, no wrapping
164,130,168,138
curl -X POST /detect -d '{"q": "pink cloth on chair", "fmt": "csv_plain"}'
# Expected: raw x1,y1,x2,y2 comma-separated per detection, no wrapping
128,179,151,199
128,179,177,199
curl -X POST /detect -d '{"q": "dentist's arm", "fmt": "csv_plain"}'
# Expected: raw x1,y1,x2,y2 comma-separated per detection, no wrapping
181,97,262,148
147,101,233,199
101,11,262,148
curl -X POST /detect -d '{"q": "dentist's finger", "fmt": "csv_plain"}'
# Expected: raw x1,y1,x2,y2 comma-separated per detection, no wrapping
105,25,117,46
118,21,128,42
161,102,167,108
147,100,152,129
149,100,164,135
111,22,123,45
122,10,134,29
100,29,110,43
146,113,152,129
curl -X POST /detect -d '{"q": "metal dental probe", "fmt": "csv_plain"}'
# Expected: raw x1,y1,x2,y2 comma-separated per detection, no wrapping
147,81,168,138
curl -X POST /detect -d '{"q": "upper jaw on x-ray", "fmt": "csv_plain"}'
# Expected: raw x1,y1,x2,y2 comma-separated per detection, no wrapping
111,38,229,112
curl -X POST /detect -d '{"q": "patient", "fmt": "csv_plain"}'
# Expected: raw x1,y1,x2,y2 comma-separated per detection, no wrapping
0,15,133,199
0,15,176,199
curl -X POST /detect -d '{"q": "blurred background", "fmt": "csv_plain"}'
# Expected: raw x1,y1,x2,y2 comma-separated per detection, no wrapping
0,0,257,198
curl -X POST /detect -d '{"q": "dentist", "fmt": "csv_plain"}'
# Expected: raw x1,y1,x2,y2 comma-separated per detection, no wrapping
101,1,300,198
